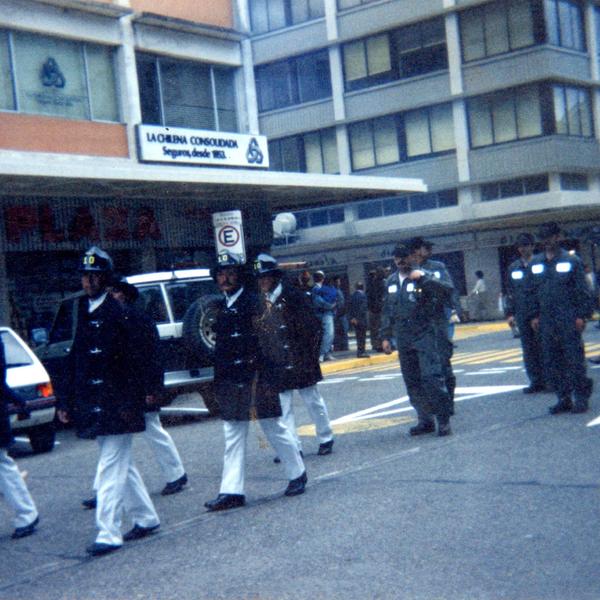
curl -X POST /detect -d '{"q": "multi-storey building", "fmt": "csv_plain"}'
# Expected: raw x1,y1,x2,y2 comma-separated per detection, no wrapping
0,0,421,336
249,0,600,312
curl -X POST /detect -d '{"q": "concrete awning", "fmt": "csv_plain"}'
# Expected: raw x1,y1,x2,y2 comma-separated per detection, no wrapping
0,153,426,211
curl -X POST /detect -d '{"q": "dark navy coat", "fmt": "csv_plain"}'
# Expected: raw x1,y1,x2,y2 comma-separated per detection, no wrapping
254,282,322,394
505,258,532,322
64,294,146,438
213,287,281,421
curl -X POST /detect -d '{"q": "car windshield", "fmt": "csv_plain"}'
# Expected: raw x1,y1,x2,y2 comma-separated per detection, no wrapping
1,331,33,367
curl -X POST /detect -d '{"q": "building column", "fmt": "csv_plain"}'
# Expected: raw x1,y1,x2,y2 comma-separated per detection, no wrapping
117,14,143,160
0,252,9,327
584,3,600,140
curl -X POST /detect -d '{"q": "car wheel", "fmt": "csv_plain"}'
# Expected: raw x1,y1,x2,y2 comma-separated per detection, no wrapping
28,423,56,453
182,294,221,363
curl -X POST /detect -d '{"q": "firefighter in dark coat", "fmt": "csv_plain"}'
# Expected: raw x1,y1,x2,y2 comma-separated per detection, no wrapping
380,243,454,436
253,254,334,458
57,247,159,557
0,335,39,539
525,223,594,414
504,232,546,394
204,254,307,513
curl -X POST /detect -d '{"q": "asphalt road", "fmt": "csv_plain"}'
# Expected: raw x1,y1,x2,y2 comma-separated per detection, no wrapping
2,324,600,600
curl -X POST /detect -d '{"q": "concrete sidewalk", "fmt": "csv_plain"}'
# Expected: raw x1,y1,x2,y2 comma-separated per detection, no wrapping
320,320,509,376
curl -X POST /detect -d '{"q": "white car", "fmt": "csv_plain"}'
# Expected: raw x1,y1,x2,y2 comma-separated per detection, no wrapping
2,327,56,453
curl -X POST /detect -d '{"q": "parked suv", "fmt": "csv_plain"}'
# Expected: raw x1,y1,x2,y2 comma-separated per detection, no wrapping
35,268,222,416
3,326,57,452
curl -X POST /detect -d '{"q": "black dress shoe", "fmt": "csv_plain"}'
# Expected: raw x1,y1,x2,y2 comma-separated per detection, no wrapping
523,385,545,394
204,493,246,512
571,402,589,414
12,516,39,539
82,496,97,510
86,542,121,557
284,471,307,496
161,473,188,496
123,523,160,541
409,422,435,436
549,399,573,415
437,423,452,437
317,440,334,455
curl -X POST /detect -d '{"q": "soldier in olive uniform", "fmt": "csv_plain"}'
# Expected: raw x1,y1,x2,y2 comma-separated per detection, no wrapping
504,233,546,394
525,223,594,414
380,244,454,436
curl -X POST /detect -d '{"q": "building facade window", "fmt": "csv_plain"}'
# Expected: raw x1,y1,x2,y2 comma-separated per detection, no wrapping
348,103,455,171
137,54,238,132
269,128,339,173
343,17,447,92
295,206,345,228
559,172,588,190
250,0,324,34
356,189,458,219
0,29,119,121
255,49,331,111
460,0,585,62
481,175,549,201
338,0,379,9
544,0,585,51
467,82,593,148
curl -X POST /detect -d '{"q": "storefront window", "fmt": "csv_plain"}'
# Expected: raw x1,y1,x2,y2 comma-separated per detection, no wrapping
3,30,118,121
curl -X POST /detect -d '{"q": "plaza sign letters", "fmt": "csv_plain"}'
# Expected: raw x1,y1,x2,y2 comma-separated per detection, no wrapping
137,125,269,168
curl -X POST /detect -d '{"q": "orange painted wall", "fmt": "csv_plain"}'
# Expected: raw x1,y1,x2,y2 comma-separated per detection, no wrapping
0,113,129,157
129,0,233,28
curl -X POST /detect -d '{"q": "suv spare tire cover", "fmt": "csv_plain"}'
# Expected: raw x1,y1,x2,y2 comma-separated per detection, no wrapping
182,294,222,361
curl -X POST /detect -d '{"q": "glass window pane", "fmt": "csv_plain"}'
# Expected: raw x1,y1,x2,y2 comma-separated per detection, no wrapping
566,87,581,135
268,140,283,171
321,128,339,173
297,51,331,103
560,172,588,190
350,121,375,170
578,89,592,136
161,61,213,128
524,174,549,193
410,193,437,211
438,189,458,207
516,85,542,138
85,45,118,121
553,86,568,133
545,0,560,45
422,18,446,46
250,0,269,33
396,23,421,52
343,41,367,82
485,3,510,55
269,0,287,30
492,95,517,143
291,0,309,24
281,136,302,171
366,35,391,76
309,0,325,18
13,31,88,119
468,97,493,147
357,200,383,219
383,196,409,215
405,109,431,157
508,0,534,48
304,131,323,172
138,286,169,324
329,207,344,223
481,182,500,201
558,1,574,48
499,179,523,198
137,56,161,124
430,104,455,152
461,10,486,61
0,31,14,110
214,68,238,132
257,61,292,111
374,116,399,164
310,209,328,226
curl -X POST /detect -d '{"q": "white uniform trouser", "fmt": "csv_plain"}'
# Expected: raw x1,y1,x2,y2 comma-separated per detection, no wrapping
220,418,305,495
93,412,185,490
279,385,334,452
95,434,159,546
0,449,38,528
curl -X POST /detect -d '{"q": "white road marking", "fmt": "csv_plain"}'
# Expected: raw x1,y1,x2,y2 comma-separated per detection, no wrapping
586,415,600,427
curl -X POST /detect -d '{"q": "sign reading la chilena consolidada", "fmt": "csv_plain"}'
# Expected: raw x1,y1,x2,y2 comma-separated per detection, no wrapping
137,124,269,169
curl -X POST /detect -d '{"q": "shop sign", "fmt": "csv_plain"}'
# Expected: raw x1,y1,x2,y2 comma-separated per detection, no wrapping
213,210,246,265
137,125,269,169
